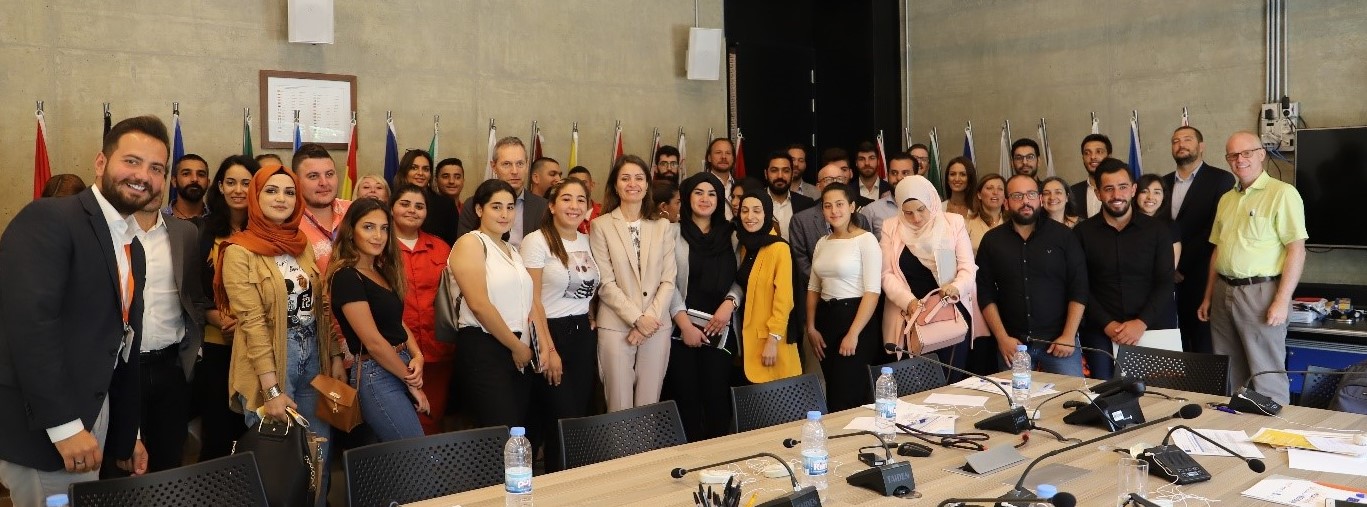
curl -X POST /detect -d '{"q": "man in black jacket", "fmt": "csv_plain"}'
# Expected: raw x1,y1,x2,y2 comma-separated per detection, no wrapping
1162,126,1235,354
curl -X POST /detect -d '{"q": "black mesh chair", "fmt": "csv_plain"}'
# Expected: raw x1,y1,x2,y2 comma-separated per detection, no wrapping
730,373,828,433
69,451,267,507
344,425,507,507
869,356,949,398
559,401,686,469
1299,365,1344,409
1115,344,1230,396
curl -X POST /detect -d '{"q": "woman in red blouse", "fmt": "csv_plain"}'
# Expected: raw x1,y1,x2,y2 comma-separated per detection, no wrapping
389,184,455,434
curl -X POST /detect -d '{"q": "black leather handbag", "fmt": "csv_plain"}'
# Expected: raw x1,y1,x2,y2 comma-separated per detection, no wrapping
233,407,323,506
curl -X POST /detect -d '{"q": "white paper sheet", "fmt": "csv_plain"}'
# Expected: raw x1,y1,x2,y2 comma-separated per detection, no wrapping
923,393,989,407
860,400,939,416
950,376,1058,399
1305,436,1367,457
1287,448,1367,478
1241,474,1367,506
1168,427,1266,458
843,413,958,434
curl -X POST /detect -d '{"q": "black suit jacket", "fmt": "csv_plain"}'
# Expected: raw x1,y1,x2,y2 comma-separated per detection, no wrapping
164,217,206,380
1162,162,1236,281
455,187,547,243
1070,179,1096,218
788,191,817,215
0,189,143,471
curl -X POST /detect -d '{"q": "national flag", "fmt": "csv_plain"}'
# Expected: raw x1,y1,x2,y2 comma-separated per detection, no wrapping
1090,112,1100,135
568,123,579,168
429,115,439,161
292,111,303,153
875,130,888,180
33,107,51,200
1038,118,1057,178
1181,107,1189,127
998,121,1011,177
962,122,976,163
531,121,544,160
242,108,254,157
732,130,746,180
610,121,624,168
1128,111,1143,181
927,127,944,198
676,127,687,178
341,113,358,200
103,103,111,139
485,119,497,181
650,127,661,170
171,105,185,202
383,113,399,184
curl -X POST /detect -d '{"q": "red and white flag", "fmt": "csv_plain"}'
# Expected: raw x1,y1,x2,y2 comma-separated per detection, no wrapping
33,107,51,200
611,121,624,167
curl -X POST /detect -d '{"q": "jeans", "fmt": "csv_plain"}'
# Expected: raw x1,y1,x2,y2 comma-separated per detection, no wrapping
997,335,1085,377
357,349,425,442
242,325,330,506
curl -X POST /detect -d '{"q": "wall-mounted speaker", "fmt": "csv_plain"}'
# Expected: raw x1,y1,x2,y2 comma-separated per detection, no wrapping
288,0,334,44
686,27,724,80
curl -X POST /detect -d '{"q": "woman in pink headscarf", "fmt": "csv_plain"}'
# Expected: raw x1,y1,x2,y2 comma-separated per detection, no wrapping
879,176,986,375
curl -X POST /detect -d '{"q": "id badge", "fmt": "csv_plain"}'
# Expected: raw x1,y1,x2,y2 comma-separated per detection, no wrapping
120,324,135,362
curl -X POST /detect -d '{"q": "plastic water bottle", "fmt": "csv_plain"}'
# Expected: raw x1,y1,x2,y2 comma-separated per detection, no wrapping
504,426,533,506
1011,344,1032,410
1034,483,1057,507
45,495,70,507
800,411,829,500
874,366,898,443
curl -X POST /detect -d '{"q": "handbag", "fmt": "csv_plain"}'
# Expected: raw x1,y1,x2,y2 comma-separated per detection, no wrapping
434,265,461,344
902,288,968,354
233,406,324,507
310,365,363,432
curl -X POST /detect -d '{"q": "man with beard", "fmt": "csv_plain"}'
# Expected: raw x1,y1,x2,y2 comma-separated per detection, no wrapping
860,152,919,239
654,145,681,182
908,144,931,176
1074,159,1175,379
0,116,165,504
1070,134,1112,218
705,138,740,219
977,174,1087,375
853,141,891,201
764,151,814,240
1198,132,1307,405
1011,138,1041,178
1162,126,1235,354
162,154,210,226
787,143,819,199
293,142,351,272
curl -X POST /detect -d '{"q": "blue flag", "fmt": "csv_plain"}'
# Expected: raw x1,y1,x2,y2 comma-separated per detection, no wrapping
1127,115,1143,181
383,117,400,184
292,118,303,153
171,112,185,202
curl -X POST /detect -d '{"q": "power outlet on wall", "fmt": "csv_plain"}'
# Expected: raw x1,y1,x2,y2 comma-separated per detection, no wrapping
1260,100,1300,152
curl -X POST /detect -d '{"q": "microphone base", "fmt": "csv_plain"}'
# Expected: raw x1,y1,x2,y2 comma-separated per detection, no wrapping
1062,392,1145,431
756,486,822,507
974,406,1032,434
992,488,1039,507
1137,444,1212,485
845,461,915,497
1229,387,1283,415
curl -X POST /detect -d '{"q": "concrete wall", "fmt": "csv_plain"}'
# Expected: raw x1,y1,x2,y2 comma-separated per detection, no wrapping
905,0,1367,286
0,0,726,230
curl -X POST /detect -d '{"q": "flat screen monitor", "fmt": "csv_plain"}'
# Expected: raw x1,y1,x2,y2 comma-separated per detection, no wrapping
1294,126,1367,249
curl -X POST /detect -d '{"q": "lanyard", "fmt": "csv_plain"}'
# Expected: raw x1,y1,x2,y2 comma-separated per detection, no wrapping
121,243,134,326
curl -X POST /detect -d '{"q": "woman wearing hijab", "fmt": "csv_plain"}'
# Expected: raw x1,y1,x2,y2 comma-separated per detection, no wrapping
665,172,743,440
879,176,986,376
216,165,343,496
735,191,801,383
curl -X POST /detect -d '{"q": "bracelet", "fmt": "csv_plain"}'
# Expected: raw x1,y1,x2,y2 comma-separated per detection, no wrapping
263,384,283,401
768,333,783,342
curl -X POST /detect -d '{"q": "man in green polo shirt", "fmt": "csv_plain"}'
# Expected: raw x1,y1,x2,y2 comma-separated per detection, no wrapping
1197,131,1307,405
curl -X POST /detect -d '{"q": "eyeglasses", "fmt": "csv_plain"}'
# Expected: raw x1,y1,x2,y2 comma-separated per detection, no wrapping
1224,148,1264,163
656,161,679,168
1007,190,1040,201
817,176,847,185
1011,154,1038,162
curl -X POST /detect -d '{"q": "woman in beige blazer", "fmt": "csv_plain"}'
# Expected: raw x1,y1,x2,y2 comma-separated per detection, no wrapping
589,155,677,412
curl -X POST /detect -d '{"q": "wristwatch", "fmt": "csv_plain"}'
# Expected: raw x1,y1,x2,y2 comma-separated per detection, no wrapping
264,384,283,401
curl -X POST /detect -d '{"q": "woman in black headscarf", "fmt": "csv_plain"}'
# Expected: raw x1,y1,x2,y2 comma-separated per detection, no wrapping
734,191,802,383
664,172,743,440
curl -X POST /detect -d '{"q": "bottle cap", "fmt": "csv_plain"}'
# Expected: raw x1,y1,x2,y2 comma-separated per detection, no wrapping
1036,484,1057,498
510,426,526,436
881,366,893,375
1016,344,1028,351
807,411,822,420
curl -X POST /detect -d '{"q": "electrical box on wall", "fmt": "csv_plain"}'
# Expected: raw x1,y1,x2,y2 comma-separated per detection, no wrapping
1260,99,1300,152
288,0,334,44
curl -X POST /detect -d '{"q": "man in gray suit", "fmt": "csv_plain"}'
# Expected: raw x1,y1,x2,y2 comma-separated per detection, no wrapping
457,137,548,247
114,191,204,475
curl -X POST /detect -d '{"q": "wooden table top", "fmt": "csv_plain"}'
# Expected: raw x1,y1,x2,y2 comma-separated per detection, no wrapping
408,373,1367,506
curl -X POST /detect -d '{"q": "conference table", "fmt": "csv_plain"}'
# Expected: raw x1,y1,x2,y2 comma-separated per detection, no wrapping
409,373,1367,506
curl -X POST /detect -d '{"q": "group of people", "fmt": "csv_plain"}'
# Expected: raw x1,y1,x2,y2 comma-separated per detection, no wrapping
0,114,1305,506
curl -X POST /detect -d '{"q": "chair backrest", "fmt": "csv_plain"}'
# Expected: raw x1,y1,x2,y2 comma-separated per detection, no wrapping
559,401,686,469
869,357,949,398
730,373,828,433
1115,344,1230,396
70,452,268,507
1299,365,1343,409
344,426,508,507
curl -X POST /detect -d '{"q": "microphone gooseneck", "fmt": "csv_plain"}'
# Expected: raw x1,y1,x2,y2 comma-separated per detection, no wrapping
884,343,1012,402
937,492,1076,507
669,452,799,489
1012,404,1202,492
1159,425,1266,473
785,431,892,461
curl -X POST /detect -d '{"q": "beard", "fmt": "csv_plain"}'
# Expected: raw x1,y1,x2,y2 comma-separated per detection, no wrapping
1173,151,1198,166
100,173,155,215
1009,206,1038,226
654,171,677,182
178,183,206,202
768,179,789,195
1103,200,1131,218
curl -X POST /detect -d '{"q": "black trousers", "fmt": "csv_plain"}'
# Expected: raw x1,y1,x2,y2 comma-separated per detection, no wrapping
815,297,881,412
1176,279,1213,353
193,342,246,462
530,314,598,472
455,327,533,429
664,338,735,442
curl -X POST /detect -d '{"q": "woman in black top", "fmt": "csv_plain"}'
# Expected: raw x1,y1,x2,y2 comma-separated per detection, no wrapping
326,198,427,441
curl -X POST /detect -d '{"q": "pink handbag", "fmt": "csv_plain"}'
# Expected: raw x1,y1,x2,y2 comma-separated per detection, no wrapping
901,289,968,354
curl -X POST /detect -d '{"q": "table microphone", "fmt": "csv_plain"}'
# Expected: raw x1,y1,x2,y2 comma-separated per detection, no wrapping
784,431,914,497
1134,424,1266,485
1061,379,1148,431
937,492,1077,507
670,452,820,507
1230,369,1357,415
1003,404,1203,499
883,343,1031,435
1024,338,1183,401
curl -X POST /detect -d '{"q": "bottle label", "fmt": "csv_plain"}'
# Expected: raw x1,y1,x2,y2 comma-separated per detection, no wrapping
505,466,532,494
802,449,828,476
1012,373,1030,391
876,399,896,420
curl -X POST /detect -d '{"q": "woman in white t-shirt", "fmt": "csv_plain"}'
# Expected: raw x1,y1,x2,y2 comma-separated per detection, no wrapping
807,184,883,411
522,178,600,472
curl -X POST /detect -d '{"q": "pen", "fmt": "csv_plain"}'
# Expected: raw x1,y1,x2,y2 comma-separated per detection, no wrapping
743,491,758,507
1213,404,1239,414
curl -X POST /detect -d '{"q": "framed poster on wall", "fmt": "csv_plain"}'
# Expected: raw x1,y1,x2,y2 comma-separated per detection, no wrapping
259,70,357,150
